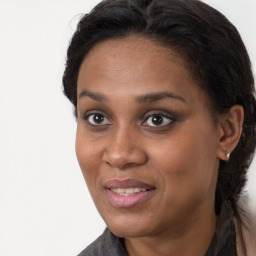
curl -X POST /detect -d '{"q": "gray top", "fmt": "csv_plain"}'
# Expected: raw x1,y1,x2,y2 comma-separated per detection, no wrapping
78,228,128,256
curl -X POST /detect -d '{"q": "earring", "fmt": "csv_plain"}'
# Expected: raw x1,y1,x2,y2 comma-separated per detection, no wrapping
226,152,230,162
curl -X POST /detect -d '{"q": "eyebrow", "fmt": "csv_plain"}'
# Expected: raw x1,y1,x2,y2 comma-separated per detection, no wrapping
136,91,186,104
78,90,108,102
78,90,186,104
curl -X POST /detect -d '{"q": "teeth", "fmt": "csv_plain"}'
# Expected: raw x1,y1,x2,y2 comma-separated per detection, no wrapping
111,188,147,196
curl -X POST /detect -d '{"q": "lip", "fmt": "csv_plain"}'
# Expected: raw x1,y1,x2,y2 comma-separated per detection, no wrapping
104,179,156,208
104,178,155,189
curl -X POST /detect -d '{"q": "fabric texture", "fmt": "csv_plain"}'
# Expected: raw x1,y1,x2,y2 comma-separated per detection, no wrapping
205,201,237,256
78,228,128,256
78,202,237,256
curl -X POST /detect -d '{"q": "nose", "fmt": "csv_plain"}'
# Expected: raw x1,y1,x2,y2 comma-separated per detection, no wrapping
103,126,148,169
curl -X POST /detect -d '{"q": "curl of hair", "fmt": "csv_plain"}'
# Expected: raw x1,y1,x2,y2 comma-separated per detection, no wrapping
63,0,256,251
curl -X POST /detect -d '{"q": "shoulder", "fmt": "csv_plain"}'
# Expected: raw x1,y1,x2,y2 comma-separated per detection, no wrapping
236,198,256,256
243,204,256,256
78,228,128,256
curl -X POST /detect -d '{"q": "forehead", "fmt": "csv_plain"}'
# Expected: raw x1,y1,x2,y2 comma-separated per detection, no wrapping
77,35,209,109
79,36,190,85
81,36,188,73
84,35,181,63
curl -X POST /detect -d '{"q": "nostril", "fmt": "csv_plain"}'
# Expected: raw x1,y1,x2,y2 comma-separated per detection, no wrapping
102,134,148,168
103,149,148,169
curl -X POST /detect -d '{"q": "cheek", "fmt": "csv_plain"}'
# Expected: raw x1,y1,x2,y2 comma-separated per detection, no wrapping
75,127,103,190
150,123,219,206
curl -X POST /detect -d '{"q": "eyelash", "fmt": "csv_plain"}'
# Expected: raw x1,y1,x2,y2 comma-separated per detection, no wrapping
82,112,112,126
142,112,176,127
82,111,176,129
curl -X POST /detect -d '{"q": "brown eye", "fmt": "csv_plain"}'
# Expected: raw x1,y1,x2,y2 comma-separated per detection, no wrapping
143,114,174,127
151,115,163,125
87,113,111,126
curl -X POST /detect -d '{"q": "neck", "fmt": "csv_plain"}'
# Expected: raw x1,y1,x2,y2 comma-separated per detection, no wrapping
125,207,217,256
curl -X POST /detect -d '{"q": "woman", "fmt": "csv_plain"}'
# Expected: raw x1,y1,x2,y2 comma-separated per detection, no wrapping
63,0,256,255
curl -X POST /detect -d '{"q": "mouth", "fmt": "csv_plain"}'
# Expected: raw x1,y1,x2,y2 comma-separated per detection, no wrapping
104,179,156,208
110,187,148,196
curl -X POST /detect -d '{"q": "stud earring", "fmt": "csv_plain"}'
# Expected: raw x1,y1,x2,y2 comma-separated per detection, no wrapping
226,152,230,162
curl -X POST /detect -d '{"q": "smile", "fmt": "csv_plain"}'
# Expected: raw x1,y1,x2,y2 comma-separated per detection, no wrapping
111,188,148,196
104,179,155,208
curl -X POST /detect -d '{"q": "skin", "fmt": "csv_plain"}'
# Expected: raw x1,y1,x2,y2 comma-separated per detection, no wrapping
75,35,244,256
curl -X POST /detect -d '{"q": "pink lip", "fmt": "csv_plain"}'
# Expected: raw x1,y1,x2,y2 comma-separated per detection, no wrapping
104,179,155,189
104,179,156,208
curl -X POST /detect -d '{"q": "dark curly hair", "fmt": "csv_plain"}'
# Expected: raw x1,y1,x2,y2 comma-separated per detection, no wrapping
63,0,256,251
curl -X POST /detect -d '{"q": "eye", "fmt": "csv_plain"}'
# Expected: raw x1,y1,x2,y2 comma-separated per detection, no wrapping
84,113,111,126
143,114,175,127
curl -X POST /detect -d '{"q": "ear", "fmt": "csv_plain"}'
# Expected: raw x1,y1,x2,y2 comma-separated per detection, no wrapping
217,105,244,161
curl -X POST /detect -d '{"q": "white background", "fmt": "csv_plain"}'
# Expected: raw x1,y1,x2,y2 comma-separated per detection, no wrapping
0,0,255,255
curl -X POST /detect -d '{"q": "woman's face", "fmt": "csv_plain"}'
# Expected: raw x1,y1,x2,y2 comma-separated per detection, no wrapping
76,36,221,238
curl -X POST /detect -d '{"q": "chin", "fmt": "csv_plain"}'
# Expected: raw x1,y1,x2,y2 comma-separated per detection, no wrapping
104,215,153,238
